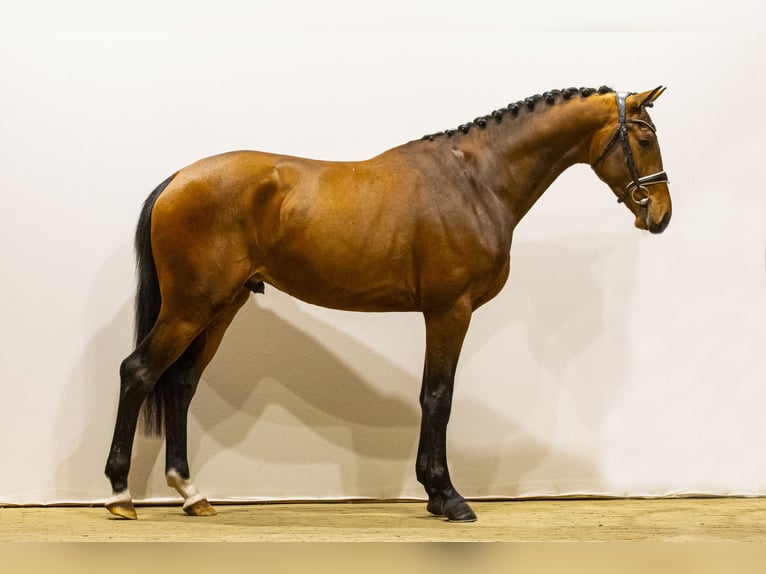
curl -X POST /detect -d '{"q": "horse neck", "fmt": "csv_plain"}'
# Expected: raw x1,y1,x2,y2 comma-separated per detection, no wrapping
456,93,615,225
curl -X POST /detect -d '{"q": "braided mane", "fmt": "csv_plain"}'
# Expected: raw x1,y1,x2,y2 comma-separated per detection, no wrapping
420,85,614,141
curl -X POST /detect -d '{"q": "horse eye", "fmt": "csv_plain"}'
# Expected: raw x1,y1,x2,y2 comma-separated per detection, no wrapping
638,138,652,149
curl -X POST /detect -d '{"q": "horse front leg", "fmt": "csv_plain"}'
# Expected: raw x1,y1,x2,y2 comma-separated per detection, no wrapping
416,300,476,522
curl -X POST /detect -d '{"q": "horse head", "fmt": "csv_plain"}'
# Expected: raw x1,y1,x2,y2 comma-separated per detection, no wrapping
591,87,671,234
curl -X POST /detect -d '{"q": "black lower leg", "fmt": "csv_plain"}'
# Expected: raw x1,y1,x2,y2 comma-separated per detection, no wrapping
105,354,155,493
417,395,475,522
166,329,212,478
164,378,197,479
416,304,476,522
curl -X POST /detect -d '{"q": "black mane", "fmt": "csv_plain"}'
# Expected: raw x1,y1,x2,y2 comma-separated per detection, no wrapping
421,85,614,141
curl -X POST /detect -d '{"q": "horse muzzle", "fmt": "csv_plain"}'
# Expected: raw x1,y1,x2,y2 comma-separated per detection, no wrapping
635,199,671,234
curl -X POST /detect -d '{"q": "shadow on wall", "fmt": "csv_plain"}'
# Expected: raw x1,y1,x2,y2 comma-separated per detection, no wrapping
55,233,636,503
55,245,136,502
56,245,427,502
450,235,638,496
188,293,423,499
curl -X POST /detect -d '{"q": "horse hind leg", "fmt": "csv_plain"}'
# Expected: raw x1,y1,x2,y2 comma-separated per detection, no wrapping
163,289,251,516
161,335,216,517
104,314,207,519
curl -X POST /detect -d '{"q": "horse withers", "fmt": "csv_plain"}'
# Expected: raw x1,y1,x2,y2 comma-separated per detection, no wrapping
105,86,671,522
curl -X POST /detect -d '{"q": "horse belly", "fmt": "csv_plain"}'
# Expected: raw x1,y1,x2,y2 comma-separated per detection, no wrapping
258,232,420,312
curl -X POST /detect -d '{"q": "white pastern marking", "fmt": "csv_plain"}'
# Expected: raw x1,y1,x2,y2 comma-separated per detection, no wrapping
105,489,131,506
166,469,205,509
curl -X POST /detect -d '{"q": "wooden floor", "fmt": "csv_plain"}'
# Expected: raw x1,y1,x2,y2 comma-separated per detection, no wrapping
3,498,766,542
7,500,766,574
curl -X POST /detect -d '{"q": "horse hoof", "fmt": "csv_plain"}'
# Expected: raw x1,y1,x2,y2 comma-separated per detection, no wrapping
446,507,477,523
106,501,138,520
444,499,477,523
183,498,217,517
426,496,477,522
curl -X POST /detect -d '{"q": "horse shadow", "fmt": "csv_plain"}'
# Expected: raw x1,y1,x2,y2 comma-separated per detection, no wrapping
55,246,429,501
54,234,634,503
448,233,640,496
187,293,424,498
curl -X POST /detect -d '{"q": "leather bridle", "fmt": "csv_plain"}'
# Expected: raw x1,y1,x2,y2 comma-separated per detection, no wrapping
592,91,669,206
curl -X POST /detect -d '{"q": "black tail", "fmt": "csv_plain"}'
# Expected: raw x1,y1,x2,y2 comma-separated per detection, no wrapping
134,173,177,437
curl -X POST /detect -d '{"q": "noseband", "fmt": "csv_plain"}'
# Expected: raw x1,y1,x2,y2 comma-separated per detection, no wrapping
593,92,668,205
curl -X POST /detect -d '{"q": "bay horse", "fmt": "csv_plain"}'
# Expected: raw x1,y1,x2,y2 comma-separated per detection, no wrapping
105,86,671,522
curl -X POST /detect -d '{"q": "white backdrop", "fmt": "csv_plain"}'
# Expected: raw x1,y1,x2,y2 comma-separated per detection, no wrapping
2,1,765,505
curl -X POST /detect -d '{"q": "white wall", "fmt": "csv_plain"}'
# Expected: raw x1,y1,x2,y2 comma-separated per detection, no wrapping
2,1,764,504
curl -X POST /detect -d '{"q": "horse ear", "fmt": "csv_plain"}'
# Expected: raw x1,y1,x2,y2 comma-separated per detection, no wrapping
630,86,666,110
